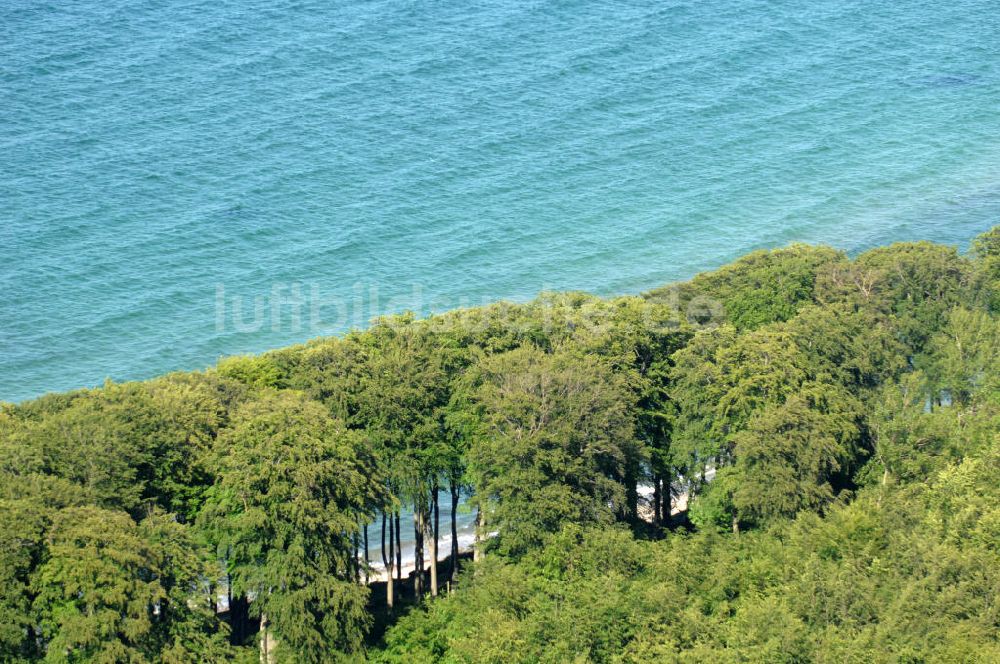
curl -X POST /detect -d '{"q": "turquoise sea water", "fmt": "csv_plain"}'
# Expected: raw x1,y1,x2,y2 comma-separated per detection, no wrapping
2,0,999,403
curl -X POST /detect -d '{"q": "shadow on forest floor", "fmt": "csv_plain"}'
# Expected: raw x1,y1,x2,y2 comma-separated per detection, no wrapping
365,551,475,646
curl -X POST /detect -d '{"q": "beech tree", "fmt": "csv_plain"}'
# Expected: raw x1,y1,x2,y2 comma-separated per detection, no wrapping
551,295,691,525
30,506,230,662
2,387,148,512
666,324,739,488
923,307,1000,406
355,318,464,600
198,390,382,663
0,494,53,662
781,304,907,395
818,241,973,355
865,372,949,487
669,326,811,476
729,394,858,525
465,346,636,556
647,244,846,331
972,226,1000,312
283,334,405,603
671,325,862,529
0,378,235,522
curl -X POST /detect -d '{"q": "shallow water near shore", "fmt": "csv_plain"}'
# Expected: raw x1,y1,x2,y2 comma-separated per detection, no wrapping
363,490,478,572
2,0,1000,402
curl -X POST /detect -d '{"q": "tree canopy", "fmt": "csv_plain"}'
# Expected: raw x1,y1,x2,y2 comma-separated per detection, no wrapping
1,227,998,662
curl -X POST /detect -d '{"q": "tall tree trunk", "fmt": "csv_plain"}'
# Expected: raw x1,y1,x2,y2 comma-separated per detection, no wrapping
259,612,275,664
363,521,370,584
652,475,662,528
381,512,388,570
352,531,360,583
474,506,484,563
624,465,639,524
430,482,439,597
450,479,459,585
385,512,394,608
413,499,425,600
394,511,402,587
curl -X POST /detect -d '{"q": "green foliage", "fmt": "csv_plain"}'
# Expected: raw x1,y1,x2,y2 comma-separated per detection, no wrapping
378,436,1000,661
862,372,950,486
669,322,862,526
0,494,52,662
374,526,648,664
353,318,460,485
648,244,845,330
730,395,856,525
972,225,1000,312
198,390,381,662
686,468,737,532
863,317,1000,489
31,506,230,663
216,354,286,389
1,386,148,511
780,303,907,394
3,227,998,662
818,241,973,354
0,377,233,520
922,306,1000,406
465,346,636,556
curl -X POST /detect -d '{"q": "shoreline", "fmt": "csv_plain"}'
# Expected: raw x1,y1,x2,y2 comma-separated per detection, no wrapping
361,531,478,585
362,471,718,585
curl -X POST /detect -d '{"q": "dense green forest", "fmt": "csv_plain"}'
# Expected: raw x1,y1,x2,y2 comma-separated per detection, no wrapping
2,228,999,663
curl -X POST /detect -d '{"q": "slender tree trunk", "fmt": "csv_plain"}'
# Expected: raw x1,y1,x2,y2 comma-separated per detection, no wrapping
732,514,740,535
25,626,38,658
430,482,439,597
259,612,266,663
664,475,672,520
381,512,388,570
877,465,890,507
652,475,662,527
394,511,402,587
363,521,370,584
352,531,360,583
663,480,676,519
226,573,233,640
474,506,484,563
624,466,639,524
450,479,459,585
413,499,425,600
259,612,275,664
386,512,394,608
